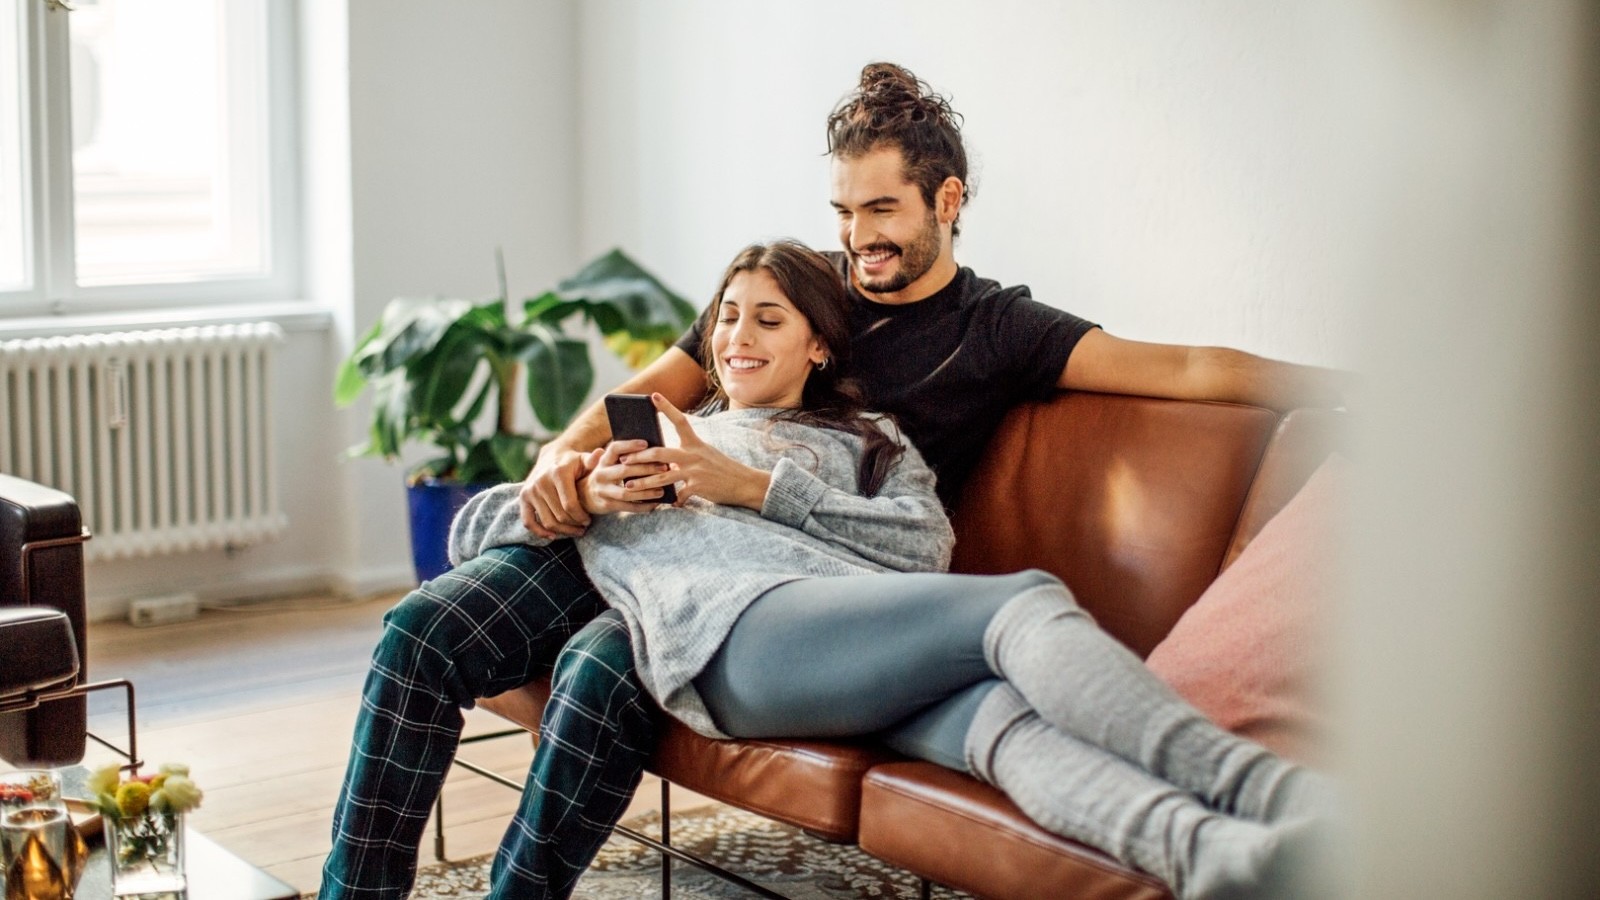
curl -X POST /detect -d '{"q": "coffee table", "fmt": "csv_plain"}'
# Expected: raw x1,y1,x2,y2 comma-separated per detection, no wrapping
72,826,300,899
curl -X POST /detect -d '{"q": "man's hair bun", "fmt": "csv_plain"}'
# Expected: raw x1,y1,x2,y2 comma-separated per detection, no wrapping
827,62,973,237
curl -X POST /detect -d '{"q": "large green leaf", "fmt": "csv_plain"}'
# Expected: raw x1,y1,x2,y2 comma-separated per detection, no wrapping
542,248,697,340
455,374,496,434
407,322,490,423
407,453,460,484
457,439,511,485
487,432,535,482
351,296,478,379
522,290,585,328
333,318,384,406
519,326,594,432
366,369,413,460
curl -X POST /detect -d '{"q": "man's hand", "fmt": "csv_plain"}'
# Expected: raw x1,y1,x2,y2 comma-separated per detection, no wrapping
624,394,772,511
519,447,594,539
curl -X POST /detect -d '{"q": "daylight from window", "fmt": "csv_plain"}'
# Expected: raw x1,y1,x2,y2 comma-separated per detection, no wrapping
69,0,268,286
0,0,26,292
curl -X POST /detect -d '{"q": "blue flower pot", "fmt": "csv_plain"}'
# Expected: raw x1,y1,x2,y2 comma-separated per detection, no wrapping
405,478,494,583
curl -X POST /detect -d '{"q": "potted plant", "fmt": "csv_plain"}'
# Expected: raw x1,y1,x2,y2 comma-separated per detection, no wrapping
334,248,696,581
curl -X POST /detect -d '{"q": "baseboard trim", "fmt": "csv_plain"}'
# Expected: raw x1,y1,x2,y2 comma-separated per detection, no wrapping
85,563,417,622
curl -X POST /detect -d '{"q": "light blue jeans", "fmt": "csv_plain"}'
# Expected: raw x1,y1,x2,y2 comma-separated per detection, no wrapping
693,569,1053,769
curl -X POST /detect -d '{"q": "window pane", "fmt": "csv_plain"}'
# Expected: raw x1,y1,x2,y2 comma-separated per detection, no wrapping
0,0,27,292
69,0,268,286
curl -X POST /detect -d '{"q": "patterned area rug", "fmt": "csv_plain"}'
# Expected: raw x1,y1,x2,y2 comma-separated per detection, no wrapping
407,804,970,899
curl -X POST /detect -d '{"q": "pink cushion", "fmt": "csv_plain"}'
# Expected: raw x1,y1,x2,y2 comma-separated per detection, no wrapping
1144,454,1346,763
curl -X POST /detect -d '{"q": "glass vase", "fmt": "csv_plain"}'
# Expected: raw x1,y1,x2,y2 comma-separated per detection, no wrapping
106,810,186,896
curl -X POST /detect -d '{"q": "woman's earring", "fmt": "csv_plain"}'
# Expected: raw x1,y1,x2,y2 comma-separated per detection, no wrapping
817,357,829,371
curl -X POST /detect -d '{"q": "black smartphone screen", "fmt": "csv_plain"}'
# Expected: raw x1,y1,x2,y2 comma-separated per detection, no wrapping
603,393,677,503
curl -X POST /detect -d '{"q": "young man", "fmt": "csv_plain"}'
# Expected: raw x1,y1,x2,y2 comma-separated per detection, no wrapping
321,63,1347,900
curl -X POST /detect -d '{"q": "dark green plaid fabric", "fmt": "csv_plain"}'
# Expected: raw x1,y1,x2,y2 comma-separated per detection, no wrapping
321,543,657,899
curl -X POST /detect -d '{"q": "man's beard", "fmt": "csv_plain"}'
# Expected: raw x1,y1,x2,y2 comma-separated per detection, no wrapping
853,209,941,294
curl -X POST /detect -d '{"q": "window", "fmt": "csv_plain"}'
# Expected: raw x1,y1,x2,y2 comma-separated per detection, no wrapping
1,0,296,317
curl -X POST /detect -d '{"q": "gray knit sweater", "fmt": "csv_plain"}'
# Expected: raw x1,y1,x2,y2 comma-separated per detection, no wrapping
448,407,955,738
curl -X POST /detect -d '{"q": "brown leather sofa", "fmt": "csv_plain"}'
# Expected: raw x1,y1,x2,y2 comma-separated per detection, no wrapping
476,390,1341,898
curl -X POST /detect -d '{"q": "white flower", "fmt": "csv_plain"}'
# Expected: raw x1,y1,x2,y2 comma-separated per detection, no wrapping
86,764,122,797
156,775,203,813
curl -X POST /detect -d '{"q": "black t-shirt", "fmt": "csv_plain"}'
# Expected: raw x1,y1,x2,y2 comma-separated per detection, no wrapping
675,252,1098,504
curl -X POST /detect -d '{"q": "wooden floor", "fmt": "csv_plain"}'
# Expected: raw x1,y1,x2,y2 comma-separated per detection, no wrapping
3,593,711,894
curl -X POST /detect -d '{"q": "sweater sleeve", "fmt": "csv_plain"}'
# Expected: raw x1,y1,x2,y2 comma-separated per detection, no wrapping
447,482,552,566
760,426,954,574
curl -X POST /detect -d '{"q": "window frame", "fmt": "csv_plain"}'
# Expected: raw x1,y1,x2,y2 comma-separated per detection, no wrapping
0,0,301,319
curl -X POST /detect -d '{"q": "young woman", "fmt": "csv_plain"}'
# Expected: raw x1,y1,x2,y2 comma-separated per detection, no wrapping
451,240,1333,900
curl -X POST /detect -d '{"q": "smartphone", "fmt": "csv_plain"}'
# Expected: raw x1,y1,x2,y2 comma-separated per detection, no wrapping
603,393,676,504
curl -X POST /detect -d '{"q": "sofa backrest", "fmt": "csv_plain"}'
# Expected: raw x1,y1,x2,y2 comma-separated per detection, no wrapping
1220,408,1344,570
949,392,1278,658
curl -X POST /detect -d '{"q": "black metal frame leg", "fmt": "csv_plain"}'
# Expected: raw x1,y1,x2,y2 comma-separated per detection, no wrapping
1,676,142,773
442,730,795,899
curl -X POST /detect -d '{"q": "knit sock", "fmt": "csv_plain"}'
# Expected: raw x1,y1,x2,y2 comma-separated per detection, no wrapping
964,683,1287,899
982,583,1335,823
1191,815,1340,900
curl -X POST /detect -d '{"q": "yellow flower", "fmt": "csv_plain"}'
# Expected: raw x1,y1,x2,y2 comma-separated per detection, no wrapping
158,763,189,778
157,775,203,814
87,763,122,797
115,782,151,817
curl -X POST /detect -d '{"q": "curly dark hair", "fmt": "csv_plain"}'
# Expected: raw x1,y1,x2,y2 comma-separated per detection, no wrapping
696,240,906,496
826,62,974,237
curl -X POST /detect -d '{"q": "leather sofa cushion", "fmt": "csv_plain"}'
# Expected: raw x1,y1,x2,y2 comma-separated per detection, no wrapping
0,608,79,697
481,680,899,842
859,761,1173,899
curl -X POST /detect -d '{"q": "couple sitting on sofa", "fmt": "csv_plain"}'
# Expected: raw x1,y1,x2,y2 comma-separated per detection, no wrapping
321,63,1346,900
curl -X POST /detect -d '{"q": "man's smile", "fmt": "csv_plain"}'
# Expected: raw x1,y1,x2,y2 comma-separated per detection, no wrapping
854,244,899,273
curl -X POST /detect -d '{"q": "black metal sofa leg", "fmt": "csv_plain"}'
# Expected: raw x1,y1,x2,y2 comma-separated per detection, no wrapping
661,778,672,898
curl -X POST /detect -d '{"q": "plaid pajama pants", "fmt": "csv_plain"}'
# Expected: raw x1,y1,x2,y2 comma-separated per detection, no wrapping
319,542,658,900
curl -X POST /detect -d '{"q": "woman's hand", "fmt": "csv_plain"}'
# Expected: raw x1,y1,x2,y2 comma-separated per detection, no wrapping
582,441,673,515
624,394,773,510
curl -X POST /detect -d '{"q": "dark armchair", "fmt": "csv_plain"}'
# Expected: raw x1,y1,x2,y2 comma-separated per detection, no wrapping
1,473,138,769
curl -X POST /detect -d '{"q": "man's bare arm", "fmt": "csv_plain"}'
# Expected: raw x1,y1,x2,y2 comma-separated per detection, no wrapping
522,347,708,538
1059,329,1353,412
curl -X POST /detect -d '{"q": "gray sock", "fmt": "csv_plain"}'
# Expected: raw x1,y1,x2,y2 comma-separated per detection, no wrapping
1192,815,1341,900
964,684,1286,899
982,583,1332,822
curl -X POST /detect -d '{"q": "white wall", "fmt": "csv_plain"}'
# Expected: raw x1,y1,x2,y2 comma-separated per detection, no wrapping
78,0,581,616
339,0,580,595
577,0,1360,366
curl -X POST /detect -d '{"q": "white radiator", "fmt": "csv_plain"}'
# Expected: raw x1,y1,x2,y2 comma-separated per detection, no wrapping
0,323,288,561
